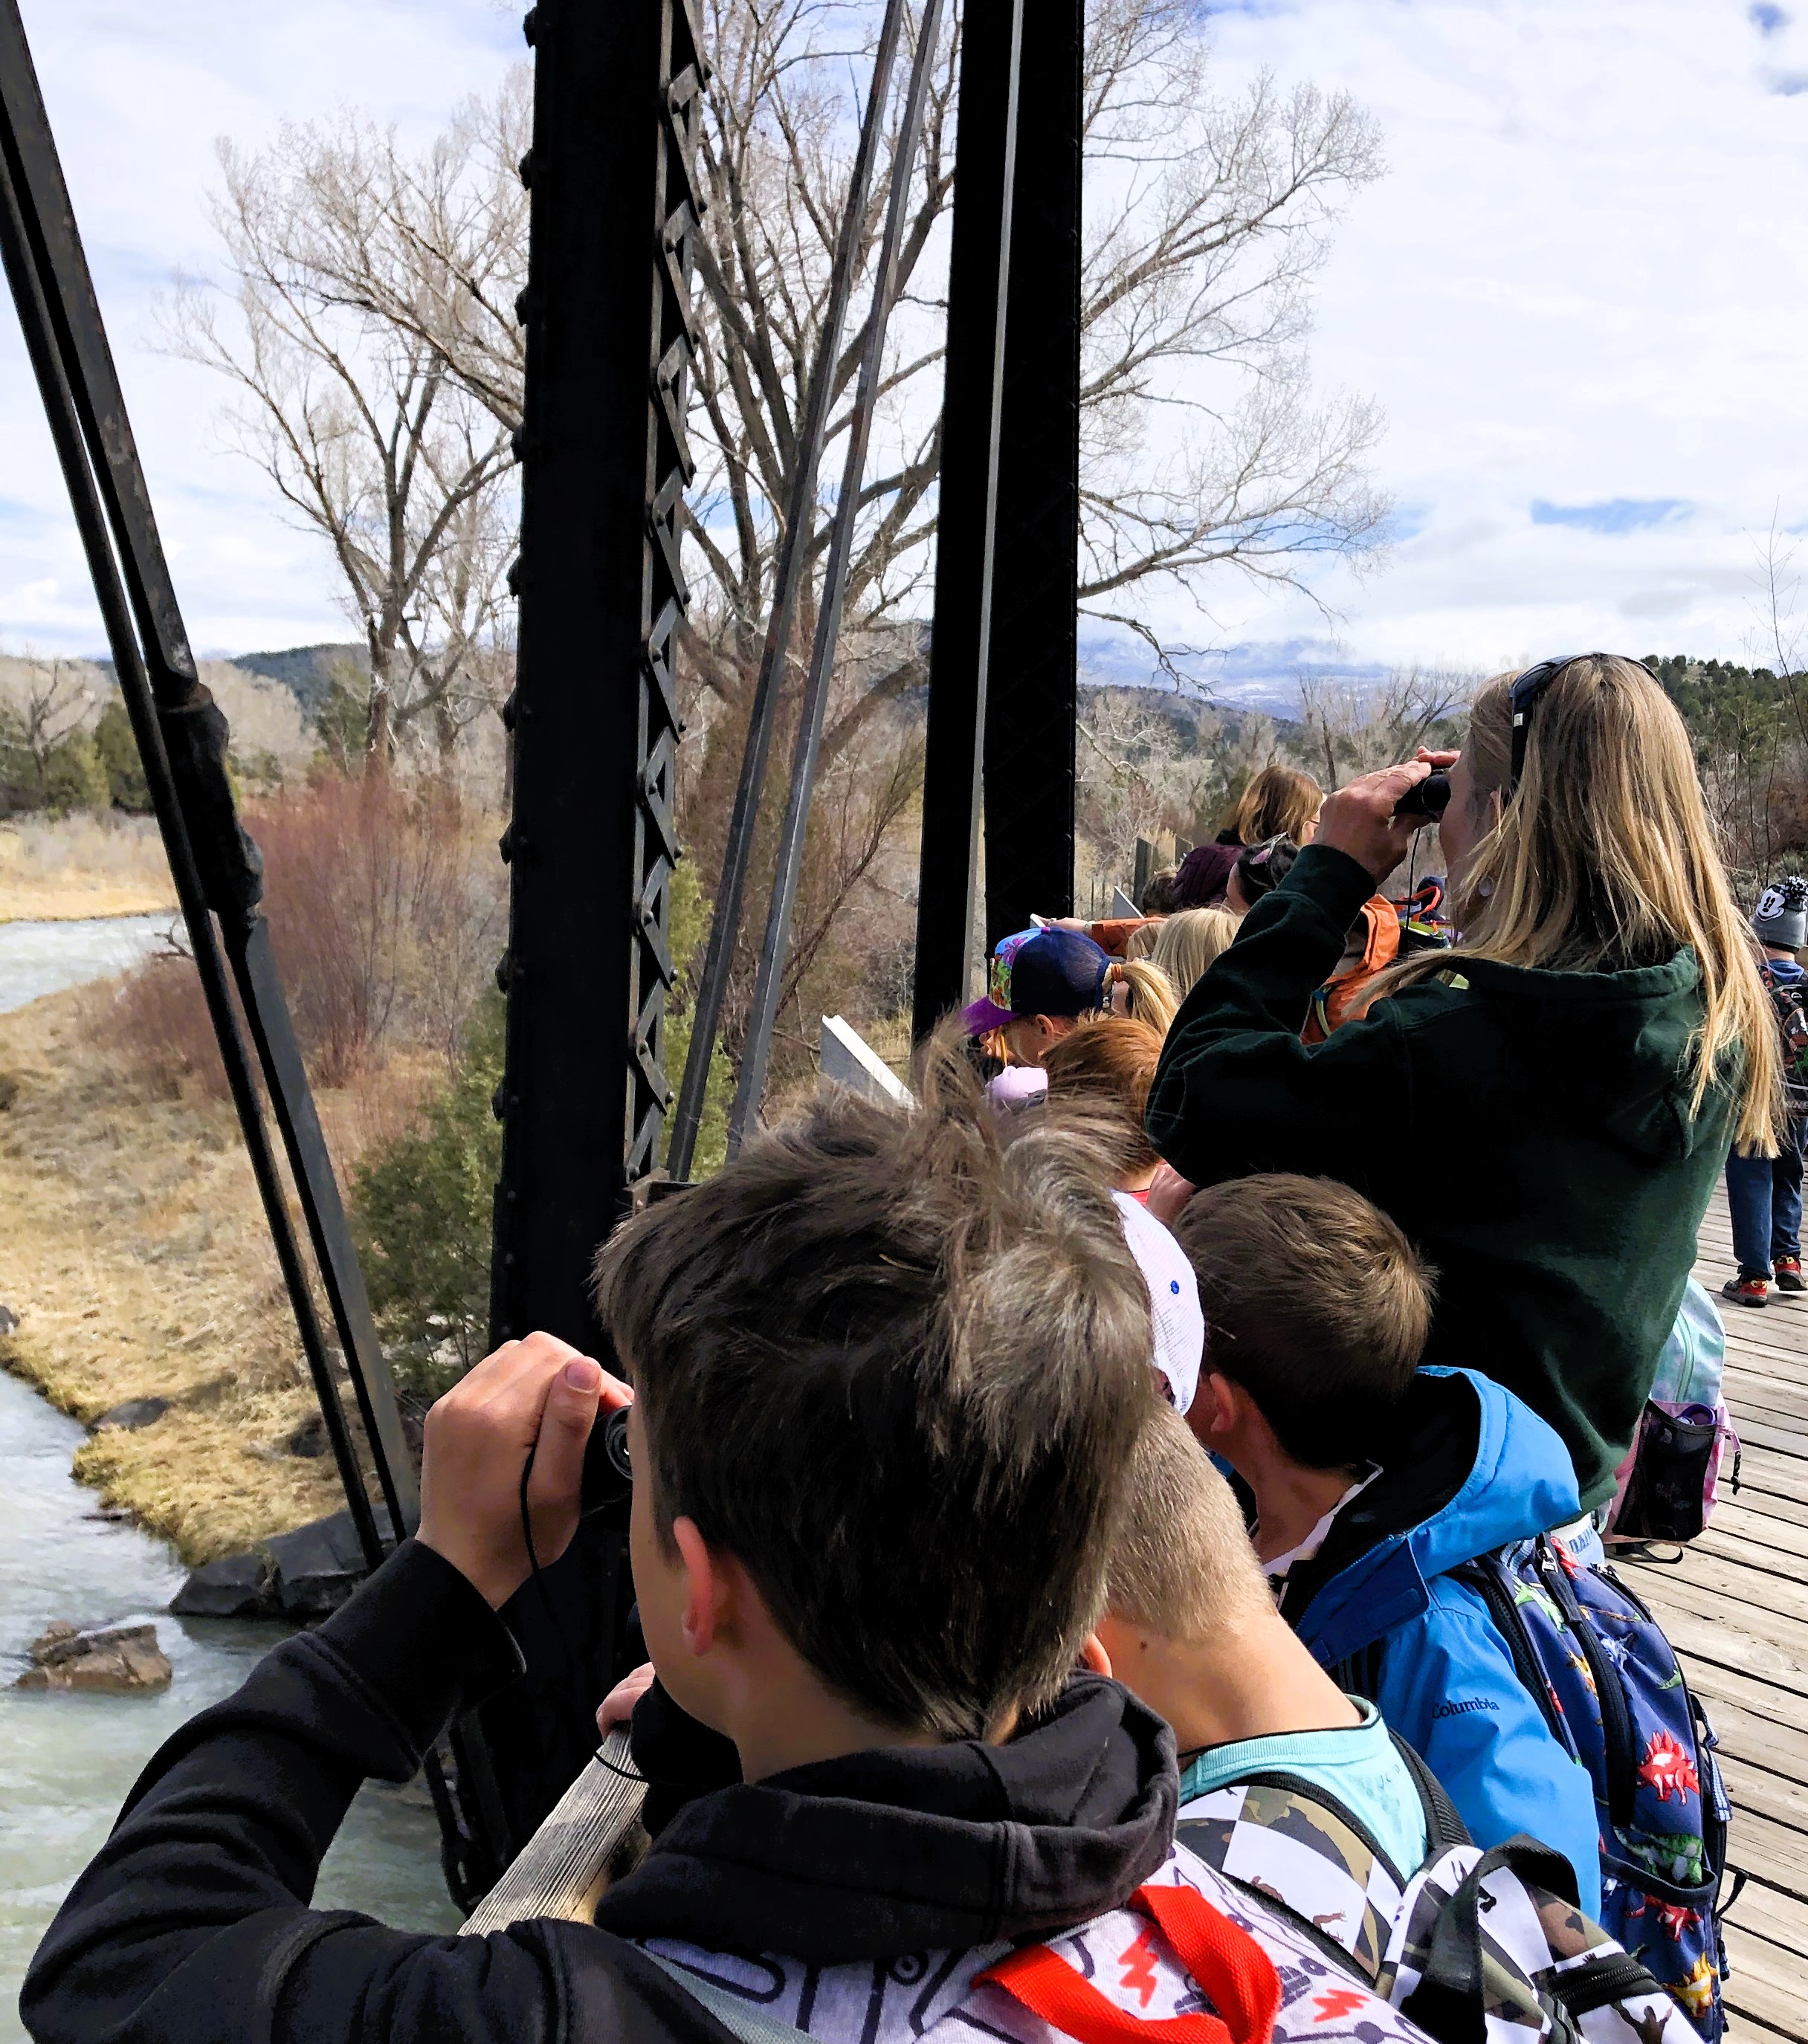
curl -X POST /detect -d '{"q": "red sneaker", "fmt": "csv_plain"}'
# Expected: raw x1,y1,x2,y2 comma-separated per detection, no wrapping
1723,1275,1769,1308
1776,1257,1805,1293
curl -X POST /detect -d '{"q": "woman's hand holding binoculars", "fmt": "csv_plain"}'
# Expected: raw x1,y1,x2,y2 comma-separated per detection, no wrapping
1316,751,1454,882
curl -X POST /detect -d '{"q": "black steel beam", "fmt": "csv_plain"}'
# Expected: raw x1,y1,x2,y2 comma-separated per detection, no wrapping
982,0,1082,948
911,0,1024,1038
485,0,702,1846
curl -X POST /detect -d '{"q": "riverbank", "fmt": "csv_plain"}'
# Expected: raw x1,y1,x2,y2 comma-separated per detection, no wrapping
0,977,427,1564
0,815,178,923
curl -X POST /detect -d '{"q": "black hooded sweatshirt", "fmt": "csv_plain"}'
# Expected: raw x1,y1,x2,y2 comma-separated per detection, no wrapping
21,1540,1178,2044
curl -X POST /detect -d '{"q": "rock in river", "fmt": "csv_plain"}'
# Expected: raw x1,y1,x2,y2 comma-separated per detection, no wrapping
16,1620,172,1693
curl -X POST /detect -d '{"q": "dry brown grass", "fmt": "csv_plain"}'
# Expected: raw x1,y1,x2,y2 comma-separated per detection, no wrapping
0,815,178,922
0,981,436,1563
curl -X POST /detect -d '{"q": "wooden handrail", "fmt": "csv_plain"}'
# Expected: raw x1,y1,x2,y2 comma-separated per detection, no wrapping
459,1729,649,1933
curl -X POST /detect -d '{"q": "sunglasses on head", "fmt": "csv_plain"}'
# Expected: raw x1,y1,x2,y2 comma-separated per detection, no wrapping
1507,653,1658,789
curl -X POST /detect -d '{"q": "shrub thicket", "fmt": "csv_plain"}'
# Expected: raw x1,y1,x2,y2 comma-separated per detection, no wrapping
352,989,505,1400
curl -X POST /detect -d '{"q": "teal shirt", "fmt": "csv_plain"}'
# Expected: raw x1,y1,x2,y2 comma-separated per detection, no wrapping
1177,1698,1430,1882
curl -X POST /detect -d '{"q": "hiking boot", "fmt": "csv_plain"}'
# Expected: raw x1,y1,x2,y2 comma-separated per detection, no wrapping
1776,1256,1805,1293
1723,1274,1769,1308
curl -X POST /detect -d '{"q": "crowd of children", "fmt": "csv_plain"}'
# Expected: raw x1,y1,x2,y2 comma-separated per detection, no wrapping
22,658,1769,2044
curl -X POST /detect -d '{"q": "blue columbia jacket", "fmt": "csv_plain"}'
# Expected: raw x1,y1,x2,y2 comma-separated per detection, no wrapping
1280,1366,1601,1917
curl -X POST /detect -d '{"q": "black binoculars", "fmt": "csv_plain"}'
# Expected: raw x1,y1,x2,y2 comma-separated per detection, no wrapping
580,1404,634,1521
1394,772,1450,820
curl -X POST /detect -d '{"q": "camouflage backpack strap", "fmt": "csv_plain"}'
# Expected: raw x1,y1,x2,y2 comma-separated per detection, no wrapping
1175,1773,1409,1985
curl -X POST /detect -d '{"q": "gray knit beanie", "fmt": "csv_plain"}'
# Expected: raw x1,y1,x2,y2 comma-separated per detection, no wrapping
1753,876,1808,951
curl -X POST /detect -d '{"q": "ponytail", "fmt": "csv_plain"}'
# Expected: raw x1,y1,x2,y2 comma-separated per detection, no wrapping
1107,959,1178,1038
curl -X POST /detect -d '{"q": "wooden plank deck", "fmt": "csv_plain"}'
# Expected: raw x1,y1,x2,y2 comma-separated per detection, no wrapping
1624,1189,1808,2038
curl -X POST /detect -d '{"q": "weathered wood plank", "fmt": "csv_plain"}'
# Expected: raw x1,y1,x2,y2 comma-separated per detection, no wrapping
1721,1359,1808,1407
1725,1874,1808,1961
1728,1394,1808,1440
1621,1576,1808,1690
1688,1527,1808,1587
1708,1495,1808,1545
1723,1921,1808,2040
1732,1453,1808,1509
1620,1547,1808,1635
1723,1414,1808,1461
1728,1811,1808,1900
1677,1655,1808,1742
1720,1750,1808,1839
459,1730,646,1934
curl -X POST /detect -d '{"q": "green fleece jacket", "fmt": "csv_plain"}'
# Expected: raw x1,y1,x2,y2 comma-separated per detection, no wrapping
1147,843,1734,1509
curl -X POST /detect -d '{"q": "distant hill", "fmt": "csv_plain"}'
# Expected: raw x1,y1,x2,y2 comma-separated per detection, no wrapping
230,644,368,716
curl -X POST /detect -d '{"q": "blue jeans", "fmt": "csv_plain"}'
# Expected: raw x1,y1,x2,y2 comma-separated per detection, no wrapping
1726,1114,1808,1278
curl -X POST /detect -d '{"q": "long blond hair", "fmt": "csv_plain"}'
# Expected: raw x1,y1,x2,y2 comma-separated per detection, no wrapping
1375,657,1780,1150
1152,906,1240,1000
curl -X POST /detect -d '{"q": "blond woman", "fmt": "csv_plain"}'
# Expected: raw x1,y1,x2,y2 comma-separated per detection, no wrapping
1147,656,1778,1510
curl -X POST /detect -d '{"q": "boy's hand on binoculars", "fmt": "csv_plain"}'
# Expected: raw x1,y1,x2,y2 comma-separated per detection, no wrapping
419,1331,633,1611
1316,760,1439,880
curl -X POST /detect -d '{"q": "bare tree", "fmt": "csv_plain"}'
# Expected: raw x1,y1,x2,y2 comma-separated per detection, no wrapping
185,4,1391,1062
1074,684,1278,896
167,129,517,770
265,5,1386,716
1296,667,1474,789
0,653,94,810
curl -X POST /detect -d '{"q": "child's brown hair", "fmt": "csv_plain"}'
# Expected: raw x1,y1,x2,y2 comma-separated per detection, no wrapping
1172,1173,1436,1470
1042,1015,1163,1183
595,1038,1155,1741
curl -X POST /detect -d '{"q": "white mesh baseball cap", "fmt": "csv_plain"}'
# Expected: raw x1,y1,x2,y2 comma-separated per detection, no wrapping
1112,1191,1205,1414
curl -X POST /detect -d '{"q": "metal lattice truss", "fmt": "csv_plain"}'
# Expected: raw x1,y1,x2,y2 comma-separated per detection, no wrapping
630,0,706,1180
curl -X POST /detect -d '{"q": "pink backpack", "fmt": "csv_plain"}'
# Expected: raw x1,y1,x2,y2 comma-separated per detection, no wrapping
1605,1280,1740,1545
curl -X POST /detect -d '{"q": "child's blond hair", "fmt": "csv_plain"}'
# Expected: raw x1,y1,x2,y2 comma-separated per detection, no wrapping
1107,1404,1273,1640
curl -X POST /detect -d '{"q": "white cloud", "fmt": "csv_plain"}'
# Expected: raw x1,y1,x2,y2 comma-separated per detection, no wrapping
1169,0,1808,679
4,0,1807,684
0,0,519,656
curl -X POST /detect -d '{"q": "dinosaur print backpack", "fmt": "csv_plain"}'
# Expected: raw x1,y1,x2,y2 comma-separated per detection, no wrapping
1452,1535,1735,2038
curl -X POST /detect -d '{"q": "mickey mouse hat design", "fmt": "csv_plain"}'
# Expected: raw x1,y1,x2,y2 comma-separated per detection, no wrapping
1754,876,1808,951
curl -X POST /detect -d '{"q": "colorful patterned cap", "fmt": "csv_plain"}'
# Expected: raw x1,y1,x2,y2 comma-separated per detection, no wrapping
961,926,1111,1036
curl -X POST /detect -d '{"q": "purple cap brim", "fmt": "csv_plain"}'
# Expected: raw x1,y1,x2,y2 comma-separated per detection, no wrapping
963,995,1016,1036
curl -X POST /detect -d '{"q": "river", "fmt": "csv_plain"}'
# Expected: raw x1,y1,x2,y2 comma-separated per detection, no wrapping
0,913,181,1017
0,918,461,2037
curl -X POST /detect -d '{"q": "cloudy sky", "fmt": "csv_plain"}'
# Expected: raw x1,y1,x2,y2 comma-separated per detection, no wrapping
2,0,1806,691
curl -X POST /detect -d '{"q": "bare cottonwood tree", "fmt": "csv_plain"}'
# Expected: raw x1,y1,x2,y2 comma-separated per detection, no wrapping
680,0,1389,733
190,4,1390,1064
263,4,1386,719
0,652,95,811
1296,667,1474,789
167,128,517,770
1074,685,1278,896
